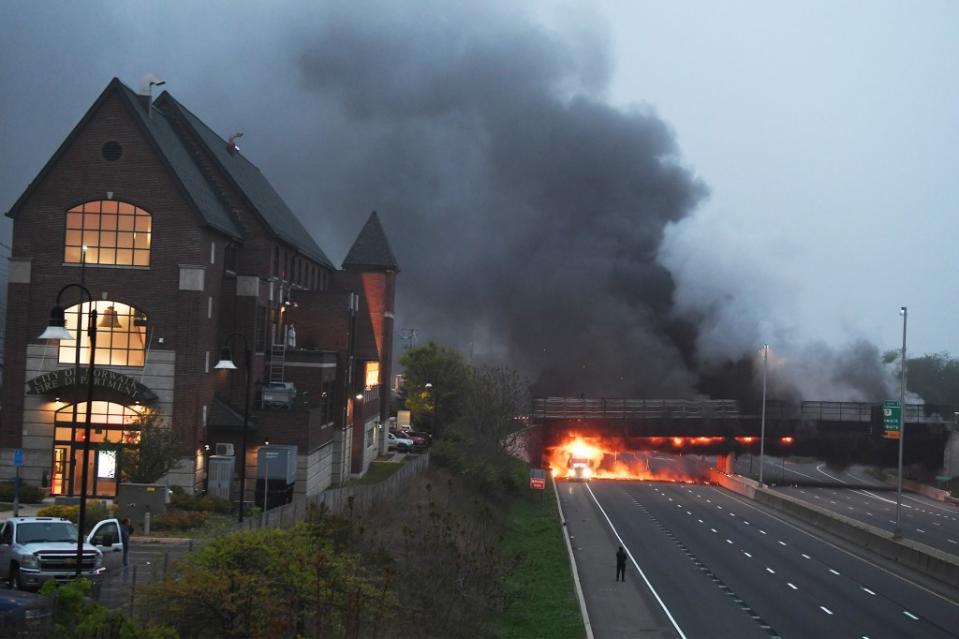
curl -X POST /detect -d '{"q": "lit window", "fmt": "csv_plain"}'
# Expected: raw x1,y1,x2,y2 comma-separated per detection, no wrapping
365,361,380,388
65,200,151,267
58,301,148,367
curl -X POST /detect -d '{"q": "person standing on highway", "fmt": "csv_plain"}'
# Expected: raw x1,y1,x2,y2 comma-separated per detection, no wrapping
120,517,133,567
615,545,627,582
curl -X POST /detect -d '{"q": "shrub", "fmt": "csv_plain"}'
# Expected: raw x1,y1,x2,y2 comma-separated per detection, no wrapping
0,481,46,503
170,493,232,514
36,503,115,529
40,578,176,639
153,510,209,531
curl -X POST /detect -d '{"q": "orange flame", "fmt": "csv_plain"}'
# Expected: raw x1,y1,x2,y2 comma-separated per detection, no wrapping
544,433,707,483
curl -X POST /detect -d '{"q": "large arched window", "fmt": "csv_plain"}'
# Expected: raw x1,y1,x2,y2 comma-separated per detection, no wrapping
58,301,148,367
64,200,151,267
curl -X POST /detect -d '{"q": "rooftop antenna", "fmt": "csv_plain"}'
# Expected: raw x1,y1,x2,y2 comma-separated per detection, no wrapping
227,132,243,155
147,78,166,119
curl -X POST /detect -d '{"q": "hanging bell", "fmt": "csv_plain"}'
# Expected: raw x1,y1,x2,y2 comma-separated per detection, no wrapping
98,305,122,328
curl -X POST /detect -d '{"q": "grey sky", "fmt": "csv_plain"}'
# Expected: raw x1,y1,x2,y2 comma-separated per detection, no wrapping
1,1,956,400
593,1,959,356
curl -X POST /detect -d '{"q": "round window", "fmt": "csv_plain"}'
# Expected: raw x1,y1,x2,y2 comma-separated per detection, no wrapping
101,141,122,161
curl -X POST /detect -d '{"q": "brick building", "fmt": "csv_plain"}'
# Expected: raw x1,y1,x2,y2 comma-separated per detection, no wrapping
0,78,398,503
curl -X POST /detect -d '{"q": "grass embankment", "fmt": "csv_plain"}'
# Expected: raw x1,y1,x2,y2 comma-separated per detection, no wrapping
496,478,584,639
352,456,409,485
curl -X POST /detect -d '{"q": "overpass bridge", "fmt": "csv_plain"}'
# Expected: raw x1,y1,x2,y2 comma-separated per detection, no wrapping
532,397,959,471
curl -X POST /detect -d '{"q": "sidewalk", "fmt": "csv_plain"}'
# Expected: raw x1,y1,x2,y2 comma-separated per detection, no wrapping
557,482,678,639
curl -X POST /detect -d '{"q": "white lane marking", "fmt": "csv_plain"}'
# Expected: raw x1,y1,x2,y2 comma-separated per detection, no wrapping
552,477,594,639
820,606,833,615
777,541,787,546
862,587,876,596
717,505,723,510
710,528,718,533
888,520,896,524
801,553,811,559
765,567,776,574
948,539,957,544
705,486,959,609
903,611,918,620
725,539,733,544
866,512,873,516
583,484,687,639
759,530,767,535
707,499,712,503
787,582,798,590
697,519,704,524
829,569,840,575
729,512,735,517
743,520,750,525
743,552,752,558
916,529,926,533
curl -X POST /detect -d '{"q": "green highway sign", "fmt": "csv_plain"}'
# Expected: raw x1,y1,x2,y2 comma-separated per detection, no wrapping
883,400,901,432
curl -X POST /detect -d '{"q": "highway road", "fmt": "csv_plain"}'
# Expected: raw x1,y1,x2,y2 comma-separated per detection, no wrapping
732,456,959,556
561,478,959,639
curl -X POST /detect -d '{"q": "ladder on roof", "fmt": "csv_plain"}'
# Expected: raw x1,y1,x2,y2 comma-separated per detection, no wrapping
269,342,286,383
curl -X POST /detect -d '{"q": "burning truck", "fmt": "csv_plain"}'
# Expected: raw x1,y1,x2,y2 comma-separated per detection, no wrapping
566,455,595,481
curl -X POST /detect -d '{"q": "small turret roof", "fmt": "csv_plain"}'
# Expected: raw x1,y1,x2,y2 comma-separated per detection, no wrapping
342,211,400,272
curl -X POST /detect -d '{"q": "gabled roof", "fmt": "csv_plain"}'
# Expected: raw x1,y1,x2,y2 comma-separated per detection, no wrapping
157,93,334,269
342,211,400,272
6,78,242,240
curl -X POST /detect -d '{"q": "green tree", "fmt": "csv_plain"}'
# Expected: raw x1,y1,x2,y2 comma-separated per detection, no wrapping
904,352,959,407
116,409,182,483
399,342,471,437
460,365,530,455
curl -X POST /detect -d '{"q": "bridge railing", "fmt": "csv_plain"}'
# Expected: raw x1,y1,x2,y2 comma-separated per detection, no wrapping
532,397,741,420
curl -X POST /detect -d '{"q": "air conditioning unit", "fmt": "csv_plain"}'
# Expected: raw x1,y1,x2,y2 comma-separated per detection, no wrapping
215,442,235,457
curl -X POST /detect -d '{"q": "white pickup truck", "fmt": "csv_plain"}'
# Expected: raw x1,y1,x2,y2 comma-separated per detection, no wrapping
0,517,124,591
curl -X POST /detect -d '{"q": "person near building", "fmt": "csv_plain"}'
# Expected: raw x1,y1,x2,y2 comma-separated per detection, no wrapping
121,517,134,567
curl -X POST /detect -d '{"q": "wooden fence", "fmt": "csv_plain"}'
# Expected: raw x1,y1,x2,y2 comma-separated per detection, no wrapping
240,452,431,531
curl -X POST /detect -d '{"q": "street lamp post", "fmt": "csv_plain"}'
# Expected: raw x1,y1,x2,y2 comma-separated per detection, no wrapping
39,284,98,579
758,344,769,486
214,334,252,523
894,307,908,539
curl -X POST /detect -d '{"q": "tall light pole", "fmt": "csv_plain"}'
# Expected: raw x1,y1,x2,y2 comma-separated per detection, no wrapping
894,306,908,539
214,334,253,523
758,344,769,486
39,284,98,578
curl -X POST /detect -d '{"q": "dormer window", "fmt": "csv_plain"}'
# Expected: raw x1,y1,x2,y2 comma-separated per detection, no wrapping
65,200,151,267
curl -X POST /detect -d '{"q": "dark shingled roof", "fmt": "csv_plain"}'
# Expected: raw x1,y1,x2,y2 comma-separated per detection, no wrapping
114,82,242,239
342,211,400,272
157,93,334,268
7,78,242,242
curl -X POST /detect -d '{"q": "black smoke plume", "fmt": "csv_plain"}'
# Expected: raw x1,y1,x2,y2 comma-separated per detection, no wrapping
294,1,707,397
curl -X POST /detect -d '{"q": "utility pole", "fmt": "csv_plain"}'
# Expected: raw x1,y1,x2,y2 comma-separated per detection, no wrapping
759,344,769,486
400,328,417,350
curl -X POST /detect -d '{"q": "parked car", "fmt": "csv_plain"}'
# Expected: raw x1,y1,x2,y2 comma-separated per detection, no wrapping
387,431,414,452
0,590,52,637
401,431,429,449
0,517,123,592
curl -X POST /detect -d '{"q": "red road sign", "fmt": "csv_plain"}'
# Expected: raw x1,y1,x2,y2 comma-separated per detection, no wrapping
530,478,546,490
